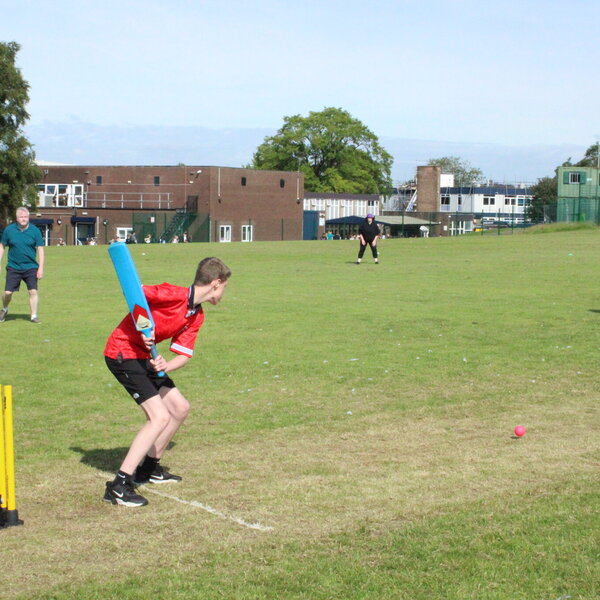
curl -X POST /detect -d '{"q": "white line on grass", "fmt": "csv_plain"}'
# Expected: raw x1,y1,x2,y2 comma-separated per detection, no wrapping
144,486,274,532
100,472,273,531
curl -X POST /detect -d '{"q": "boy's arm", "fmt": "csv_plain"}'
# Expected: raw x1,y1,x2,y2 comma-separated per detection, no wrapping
0,243,4,266
150,353,190,374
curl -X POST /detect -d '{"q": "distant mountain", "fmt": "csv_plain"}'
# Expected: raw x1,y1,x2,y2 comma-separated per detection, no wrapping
25,120,585,185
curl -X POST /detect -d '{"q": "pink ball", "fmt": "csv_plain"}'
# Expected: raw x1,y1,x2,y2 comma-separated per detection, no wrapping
514,425,526,437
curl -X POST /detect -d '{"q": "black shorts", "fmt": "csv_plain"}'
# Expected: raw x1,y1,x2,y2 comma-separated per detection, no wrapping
5,267,38,292
105,356,176,405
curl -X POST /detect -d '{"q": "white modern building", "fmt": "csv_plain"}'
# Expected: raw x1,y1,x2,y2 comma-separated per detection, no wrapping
440,182,533,223
303,193,380,221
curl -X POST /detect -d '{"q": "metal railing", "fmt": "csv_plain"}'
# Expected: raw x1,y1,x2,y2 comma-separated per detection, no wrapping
85,192,173,210
37,192,173,210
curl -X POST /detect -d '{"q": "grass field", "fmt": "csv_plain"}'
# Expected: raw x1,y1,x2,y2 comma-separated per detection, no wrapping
1,231,599,599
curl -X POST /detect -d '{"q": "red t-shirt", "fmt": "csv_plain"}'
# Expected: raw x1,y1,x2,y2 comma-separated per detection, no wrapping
104,283,204,360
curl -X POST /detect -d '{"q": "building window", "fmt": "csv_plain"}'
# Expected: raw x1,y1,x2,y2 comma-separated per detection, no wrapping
116,227,132,242
441,194,450,205
96,176,103,185
458,195,462,206
57,184,69,206
154,176,160,186
483,195,495,206
569,172,581,184
280,179,285,188
73,185,84,207
241,177,247,186
242,225,253,242
219,225,231,242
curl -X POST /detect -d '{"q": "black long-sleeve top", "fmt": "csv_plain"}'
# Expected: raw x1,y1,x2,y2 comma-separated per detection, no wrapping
359,220,380,242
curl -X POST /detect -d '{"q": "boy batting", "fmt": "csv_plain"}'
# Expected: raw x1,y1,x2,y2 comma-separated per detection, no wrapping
103,256,231,507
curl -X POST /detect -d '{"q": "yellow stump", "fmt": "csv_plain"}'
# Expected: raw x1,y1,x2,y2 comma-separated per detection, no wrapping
0,385,6,512
1,385,23,528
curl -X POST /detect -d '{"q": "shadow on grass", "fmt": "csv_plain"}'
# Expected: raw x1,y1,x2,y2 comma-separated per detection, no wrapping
70,443,176,473
588,309,600,314
71,446,130,472
1,312,35,322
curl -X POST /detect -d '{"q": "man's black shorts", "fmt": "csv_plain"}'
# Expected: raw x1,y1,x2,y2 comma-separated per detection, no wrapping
5,267,38,292
105,356,176,405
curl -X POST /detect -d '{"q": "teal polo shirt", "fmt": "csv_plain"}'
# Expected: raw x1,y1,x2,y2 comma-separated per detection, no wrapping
1,223,44,270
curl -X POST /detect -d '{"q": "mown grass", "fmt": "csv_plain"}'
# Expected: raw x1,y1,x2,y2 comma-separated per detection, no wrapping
524,222,600,234
1,231,599,599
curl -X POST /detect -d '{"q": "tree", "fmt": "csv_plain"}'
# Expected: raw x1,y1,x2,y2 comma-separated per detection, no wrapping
575,142,600,167
0,41,40,226
250,107,393,194
427,156,484,187
528,176,557,222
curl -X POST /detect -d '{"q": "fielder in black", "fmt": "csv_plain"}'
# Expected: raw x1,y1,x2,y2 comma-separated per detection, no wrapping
356,213,380,264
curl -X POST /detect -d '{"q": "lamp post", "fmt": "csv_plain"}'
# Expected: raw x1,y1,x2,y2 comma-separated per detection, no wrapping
103,219,109,244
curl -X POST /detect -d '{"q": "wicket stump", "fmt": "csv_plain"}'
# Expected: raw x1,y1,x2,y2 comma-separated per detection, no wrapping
0,385,23,528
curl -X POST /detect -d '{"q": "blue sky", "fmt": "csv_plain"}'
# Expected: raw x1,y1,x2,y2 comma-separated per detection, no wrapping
2,0,599,180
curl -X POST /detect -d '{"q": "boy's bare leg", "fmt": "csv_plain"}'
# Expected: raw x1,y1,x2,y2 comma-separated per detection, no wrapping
119,395,171,475
148,387,190,459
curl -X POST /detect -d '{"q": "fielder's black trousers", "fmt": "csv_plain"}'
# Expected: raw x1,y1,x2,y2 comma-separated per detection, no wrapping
358,240,378,259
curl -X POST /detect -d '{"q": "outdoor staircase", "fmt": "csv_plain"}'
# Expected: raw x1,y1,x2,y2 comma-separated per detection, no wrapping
161,211,197,242
406,190,418,211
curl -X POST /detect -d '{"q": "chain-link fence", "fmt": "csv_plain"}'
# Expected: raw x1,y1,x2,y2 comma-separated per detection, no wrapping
557,197,600,223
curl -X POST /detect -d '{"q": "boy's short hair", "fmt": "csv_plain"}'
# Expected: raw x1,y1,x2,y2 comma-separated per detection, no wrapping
195,257,232,285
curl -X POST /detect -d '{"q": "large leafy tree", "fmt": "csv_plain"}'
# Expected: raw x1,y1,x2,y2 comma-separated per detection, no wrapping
0,41,40,226
250,107,393,194
427,156,484,186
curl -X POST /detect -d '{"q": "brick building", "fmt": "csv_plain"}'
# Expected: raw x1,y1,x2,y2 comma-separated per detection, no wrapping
32,165,304,245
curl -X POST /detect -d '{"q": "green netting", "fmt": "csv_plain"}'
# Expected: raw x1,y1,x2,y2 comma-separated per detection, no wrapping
131,212,210,243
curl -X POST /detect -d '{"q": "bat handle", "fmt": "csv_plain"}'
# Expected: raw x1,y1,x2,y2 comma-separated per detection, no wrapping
149,343,165,377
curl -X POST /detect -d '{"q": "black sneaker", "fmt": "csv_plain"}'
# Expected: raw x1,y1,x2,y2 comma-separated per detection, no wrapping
103,479,148,507
134,463,182,485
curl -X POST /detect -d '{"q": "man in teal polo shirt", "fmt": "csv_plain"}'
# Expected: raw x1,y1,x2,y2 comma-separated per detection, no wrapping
0,206,45,323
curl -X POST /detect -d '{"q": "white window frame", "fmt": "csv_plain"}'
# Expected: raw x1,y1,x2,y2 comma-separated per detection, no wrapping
241,225,253,242
219,225,232,242
569,172,581,184
37,183,85,208
116,227,132,242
